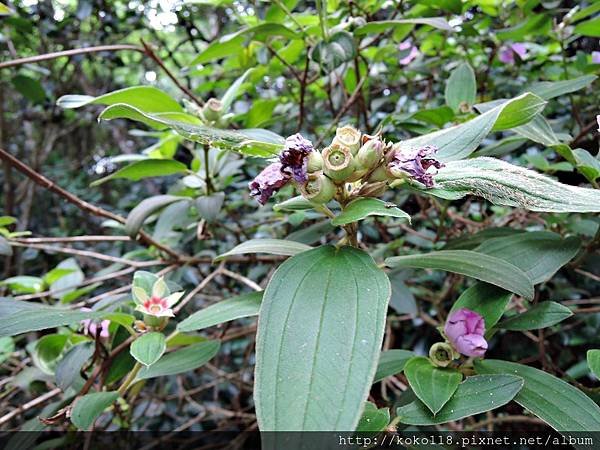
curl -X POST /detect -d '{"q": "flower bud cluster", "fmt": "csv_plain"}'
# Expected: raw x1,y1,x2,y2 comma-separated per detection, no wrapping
248,127,444,206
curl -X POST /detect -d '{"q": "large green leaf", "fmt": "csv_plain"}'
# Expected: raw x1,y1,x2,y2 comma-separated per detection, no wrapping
354,17,454,35
374,349,414,382
396,375,523,425
427,157,600,212
57,86,183,112
356,402,390,433
91,160,189,186
497,302,572,330
99,104,284,157
130,332,166,367
445,62,476,112
55,342,94,391
475,231,581,284
136,340,220,380
526,75,597,100
403,356,462,415
255,245,391,431
385,250,534,299
475,359,600,431
403,93,546,162
574,17,600,37
177,291,262,332
71,391,119,430
215,239,311,261
587,350,600,379
450,282,512,329
331,198,410,226
125,195,185,238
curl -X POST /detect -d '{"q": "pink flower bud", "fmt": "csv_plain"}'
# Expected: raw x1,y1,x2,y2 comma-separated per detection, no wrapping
80,308,110,339
444,308,488,357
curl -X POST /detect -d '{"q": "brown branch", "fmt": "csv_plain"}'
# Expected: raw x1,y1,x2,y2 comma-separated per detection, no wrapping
14,236,131,243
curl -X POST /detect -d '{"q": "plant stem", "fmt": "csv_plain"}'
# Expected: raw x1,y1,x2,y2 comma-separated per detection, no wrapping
118,362,142,397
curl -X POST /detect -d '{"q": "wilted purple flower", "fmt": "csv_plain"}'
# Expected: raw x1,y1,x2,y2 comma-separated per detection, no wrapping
498,43,527,64
592,51,600,64
387,145,443,188
399,41,420,65
80,308,110,339
248,162,291,205
444,308,488,357
279,133,314,183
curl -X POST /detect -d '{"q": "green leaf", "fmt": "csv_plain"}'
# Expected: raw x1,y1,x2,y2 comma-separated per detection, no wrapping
49,258,84,301
445,62,476,112
57,86,183,112
55,342,94,391
31,334,69,375
177,291,262,332
573,148,600,182
91,159,188,187
526,75,597,100
125,195,185,238
136,340,220,380
311,31,356,70
475,231,581,284
0,336,15,364
354,17,454,35
220,69,253,112
385,250,534,299
356,402,390,433
71,391,119,430
374,349,415,382
0,236,12,256
196,193,225,223
0,276,44,294
587,350,600,379
450,282,512,329
497,302,572,330
215,239,311,261
427,157,600,212
132,270,158,295
403,93,546,162
99,104,284,157
574,17,600,37
475,359,600,431
396,375,524,425
12,75,46,103
0,2,14,15
331,198,410,226
255,245,391,431
273,196,315,212
404,356,462,415
572,3,600,22
130,332,166,367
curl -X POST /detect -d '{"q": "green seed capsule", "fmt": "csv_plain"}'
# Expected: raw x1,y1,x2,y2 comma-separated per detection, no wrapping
300,172,336,204
322,143,356,182
333,125,361,154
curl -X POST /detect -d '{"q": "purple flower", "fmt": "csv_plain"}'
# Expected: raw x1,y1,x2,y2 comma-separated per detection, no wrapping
248,162,291,205
387,145,443,188
399,41,420,65
80,308,110,339
498,43,527,64
279,133,314,183
592,51,600,64
444,308,488,357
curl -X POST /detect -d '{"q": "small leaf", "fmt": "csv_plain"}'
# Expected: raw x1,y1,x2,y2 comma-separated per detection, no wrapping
445,62,476,112
574,17,600,37
0,276,44,294
0,236,12,256
177,291,262,332
427,157,600,213
450,282,512,329
125,195,184,238
396,375,523,425
385,250,534,299
55,342,94,391
526,75,597,100
311,31,356,70
130,332,166,367
475,359,600,431
215,239,311,261
404,356,462,415
497,302,572,330
355,402,390,433
0,2,14,15
332,198,410,226
71,392,119,430
354,17,454,35
573,148,600,183
220,69,253,112
587,350,600,379
136,340,220,380
196,193,225,223
273,196,315,212
374,350,415,382
12,75,46,103
91,160,188,187
57,86,183,112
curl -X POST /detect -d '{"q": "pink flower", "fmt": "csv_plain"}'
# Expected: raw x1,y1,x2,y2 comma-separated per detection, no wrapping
498,43,527,64
399,41,419,65
444,308,488,357
592,51,600,64
80,308,110,339
248,162,291,205
132,277,184,318
387,145,443,188
279,133,314,183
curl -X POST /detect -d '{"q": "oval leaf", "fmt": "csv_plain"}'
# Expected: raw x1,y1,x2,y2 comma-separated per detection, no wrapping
215,239,311,261
57,86,183,112
385,250,534,299
130,332,166,367
71,391,119,430
356,402,390,433
497,302,573,331
331,198,411,226
255,245,391,431
374,349,415,383
587,350,600,379
125,195,184,238
445,62,476,112
91,159,188,187
450,282,512,329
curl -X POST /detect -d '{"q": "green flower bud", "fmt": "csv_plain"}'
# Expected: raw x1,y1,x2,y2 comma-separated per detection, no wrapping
357,138,384,171
202,98,223,122
429,342,456,368
307,151,323,173
366,165,389,183
333,125,361,154
322,143,356,182
300,172,336,204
